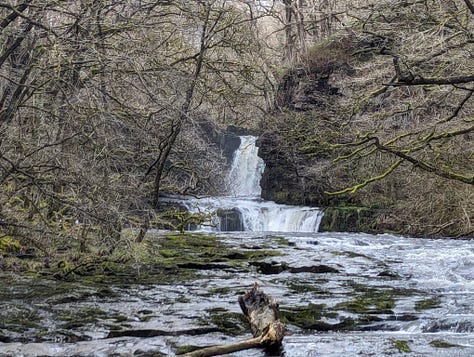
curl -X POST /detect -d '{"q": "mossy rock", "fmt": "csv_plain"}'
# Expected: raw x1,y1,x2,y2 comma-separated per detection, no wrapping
334,285,396,314
200,310,248,336
287,281,326,293
391,339,411,353
280,303,326,329
429,339,461,348
414,297,441,311
319,206,379,233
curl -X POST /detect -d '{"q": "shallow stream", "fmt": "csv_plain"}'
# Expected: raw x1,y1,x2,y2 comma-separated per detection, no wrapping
1,231,473,356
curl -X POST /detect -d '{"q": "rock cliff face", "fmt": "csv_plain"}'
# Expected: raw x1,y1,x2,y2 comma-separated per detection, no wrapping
197,120,241,162
255,31,473,238
256,39,382,234
257,131,328,207
257,58,346,206
274,66,339,111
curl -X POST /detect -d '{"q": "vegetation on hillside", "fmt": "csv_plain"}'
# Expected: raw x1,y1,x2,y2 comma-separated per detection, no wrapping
0,0,271,269
0,0,472,271
264,0,473,237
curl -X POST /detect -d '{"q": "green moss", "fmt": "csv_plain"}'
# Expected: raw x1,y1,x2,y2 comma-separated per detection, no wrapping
330,250,372,259
201,310,248,336
158,249,180,258
280,304,326,328
207,287,231,295
0,236,22,254
176,345,200,355
319,206,379,233
2,231,281,286
242,249,282,260
59,307,128,329
287,282,325,293
414,297,441,311
429,339,460,348
335,283,396,314
274,236,290,246
0,306,42,331
391,339,411,353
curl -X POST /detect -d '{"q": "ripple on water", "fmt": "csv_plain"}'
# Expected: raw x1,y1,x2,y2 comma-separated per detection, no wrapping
0,232,473,356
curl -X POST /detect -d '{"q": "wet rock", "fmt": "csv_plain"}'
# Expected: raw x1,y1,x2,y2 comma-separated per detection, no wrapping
177,262,232,270
197,120,241,162
422,318,474,333
250,261,339,275
377,270,401,279
289,265,339,274
250,261,288,274
224,252,247,259
107,327,221,338
217,208,244,231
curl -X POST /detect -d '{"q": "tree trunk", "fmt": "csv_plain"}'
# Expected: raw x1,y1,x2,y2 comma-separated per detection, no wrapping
183,283,285,357
152,4,210,206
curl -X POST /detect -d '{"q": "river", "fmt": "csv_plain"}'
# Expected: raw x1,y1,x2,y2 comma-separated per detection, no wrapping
1,231,473,356
0,136,473,356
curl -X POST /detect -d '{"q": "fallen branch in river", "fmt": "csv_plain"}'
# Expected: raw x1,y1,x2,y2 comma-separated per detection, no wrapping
183,282,285,357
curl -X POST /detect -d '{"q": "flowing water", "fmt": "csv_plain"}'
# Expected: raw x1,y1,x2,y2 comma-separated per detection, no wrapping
178,136,324,233
0,136,473,356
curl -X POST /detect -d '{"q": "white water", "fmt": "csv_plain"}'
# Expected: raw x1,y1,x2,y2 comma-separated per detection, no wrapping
2,232,472,356
181,136,323,232
226,136,265,197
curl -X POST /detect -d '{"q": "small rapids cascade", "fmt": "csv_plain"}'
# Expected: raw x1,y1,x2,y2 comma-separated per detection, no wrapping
181,136,323,232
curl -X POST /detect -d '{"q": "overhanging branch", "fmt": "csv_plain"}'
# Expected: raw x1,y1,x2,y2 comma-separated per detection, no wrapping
326,159,403,195
463,0,474,15
396,74,474,86
391,56,474,86
371,137,474,185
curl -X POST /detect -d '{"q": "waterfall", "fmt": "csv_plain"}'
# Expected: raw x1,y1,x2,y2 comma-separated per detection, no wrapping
180,135,323,232
226,136,265,197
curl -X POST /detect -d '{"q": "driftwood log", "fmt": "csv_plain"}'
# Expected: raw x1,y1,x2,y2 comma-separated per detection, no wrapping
183,282,285,357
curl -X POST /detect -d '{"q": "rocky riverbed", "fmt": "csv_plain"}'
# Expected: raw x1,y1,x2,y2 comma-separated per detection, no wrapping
1,231,473,356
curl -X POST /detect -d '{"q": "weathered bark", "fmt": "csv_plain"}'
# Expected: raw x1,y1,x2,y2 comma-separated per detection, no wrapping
238,282,285,343
183,282,285,357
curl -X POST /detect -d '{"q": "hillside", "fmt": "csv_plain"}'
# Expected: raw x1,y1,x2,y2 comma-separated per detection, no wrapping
258,0,474,237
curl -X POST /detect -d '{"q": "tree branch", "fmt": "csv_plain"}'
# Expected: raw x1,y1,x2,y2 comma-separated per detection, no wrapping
463,0,474,15
326,159,403,195
371,137,474,185
396,74,474,86
0,2,31,31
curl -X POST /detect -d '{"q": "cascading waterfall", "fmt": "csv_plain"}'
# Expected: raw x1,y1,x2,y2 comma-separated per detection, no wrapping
226,136,265,197
182,135,324,232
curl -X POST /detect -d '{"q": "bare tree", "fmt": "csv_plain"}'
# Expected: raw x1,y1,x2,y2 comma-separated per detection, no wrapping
0,0,274,260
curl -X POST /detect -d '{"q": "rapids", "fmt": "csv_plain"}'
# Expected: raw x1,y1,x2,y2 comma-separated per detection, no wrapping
0,231,473,356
